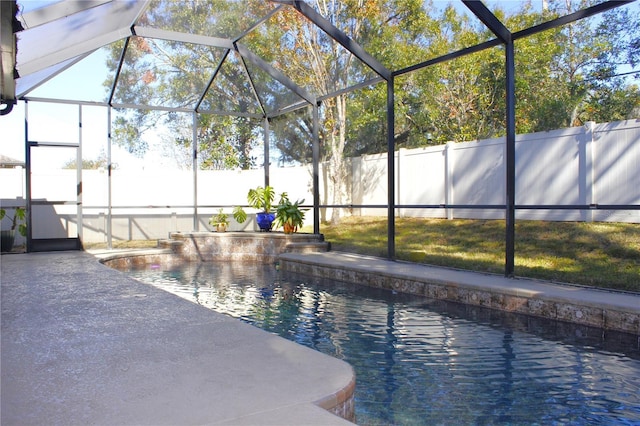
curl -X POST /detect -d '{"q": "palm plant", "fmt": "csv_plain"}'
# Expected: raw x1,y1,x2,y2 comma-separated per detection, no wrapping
274,192,307,234
247,186,276,231
0,207,27,236
247,186,275,213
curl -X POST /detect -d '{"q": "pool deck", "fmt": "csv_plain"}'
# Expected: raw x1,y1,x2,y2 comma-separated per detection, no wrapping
1,251,355,425
2,249,639,425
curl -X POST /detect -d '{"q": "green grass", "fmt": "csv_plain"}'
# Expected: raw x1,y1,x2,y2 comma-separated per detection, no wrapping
84,240,159,250
313,217,640,293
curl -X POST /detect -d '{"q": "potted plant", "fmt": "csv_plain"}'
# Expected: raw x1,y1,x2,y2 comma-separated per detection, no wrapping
1,207,27,252
247,186,275,231
274,192,307,234
209,208,229,232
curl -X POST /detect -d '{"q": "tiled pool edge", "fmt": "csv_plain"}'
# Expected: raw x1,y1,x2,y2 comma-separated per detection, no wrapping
315,376,356,420
98,248,640,336
278,251,640,336
96,249,356,423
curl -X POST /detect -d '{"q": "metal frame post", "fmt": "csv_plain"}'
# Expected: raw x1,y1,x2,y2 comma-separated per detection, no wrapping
505,40,516,277
193,111,199,231
107,106,113,249
77,104,83,245
387,77,395,260
24,100,32,252
312,103,320,234
264,116,270,187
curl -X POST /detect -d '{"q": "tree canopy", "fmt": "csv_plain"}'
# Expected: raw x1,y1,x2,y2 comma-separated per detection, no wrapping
104,0,640,170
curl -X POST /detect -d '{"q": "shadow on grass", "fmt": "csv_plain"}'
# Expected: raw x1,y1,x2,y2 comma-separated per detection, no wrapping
321,217,640,293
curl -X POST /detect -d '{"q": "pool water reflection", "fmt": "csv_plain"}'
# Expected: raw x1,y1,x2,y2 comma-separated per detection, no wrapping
123,261,640,425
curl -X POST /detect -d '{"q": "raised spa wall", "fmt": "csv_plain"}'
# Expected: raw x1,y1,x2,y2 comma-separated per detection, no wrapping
161,231,330,263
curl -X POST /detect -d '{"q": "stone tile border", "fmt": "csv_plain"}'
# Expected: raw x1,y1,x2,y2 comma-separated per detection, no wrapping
315,377,356,422
278,252,640,336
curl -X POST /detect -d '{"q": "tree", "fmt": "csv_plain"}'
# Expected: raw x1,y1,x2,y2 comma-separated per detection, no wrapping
104,0,271,170
345,0,640,148
524,0,640,129
265,1,396,223
63,152,112,170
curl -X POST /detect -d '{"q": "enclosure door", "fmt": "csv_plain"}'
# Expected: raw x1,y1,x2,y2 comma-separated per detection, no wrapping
27,142,82,252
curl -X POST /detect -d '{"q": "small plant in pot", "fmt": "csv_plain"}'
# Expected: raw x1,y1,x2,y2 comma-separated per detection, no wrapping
1,207,27,252
247,186,275,231
274,192,307,234
209,208,229,232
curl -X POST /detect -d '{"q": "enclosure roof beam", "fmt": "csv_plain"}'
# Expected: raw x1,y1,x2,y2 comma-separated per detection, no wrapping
233,5,284,43
196,108,264,119
18,0,112,30
277,0,392,82
235,42,316,106
238,53,268,117
195,49,230,112
317,76,385,103
462,1,511,43
133,26,234,49
107,33,131,106
394,38,502,77
266,99,310,119
513,0,634,40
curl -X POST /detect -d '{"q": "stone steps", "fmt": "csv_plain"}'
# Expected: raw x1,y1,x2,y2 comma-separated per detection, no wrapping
157,239,184,251
155,232,329,262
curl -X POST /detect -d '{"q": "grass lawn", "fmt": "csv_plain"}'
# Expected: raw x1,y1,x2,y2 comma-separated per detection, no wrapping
314,217,640,293
84,240,159,250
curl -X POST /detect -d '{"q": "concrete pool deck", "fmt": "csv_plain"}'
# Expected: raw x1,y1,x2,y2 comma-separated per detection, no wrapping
1,251,355,425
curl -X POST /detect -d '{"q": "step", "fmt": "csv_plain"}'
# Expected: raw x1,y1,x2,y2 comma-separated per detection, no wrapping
157,239,184,251
284,241,331,254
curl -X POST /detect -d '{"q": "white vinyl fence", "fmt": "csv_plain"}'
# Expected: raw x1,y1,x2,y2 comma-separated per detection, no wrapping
1,119,638,244
352,119,639,223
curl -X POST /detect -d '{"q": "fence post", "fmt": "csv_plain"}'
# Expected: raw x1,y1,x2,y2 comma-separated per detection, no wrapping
397,148,404,218
444,142,454,220
583,121,596,222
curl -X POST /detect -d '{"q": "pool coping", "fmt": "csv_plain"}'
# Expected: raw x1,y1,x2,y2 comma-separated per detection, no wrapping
1,250,356,425
95,246,640,335
278,251,640,336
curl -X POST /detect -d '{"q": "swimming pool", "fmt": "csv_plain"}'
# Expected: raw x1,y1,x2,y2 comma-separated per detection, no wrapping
122,261,640,425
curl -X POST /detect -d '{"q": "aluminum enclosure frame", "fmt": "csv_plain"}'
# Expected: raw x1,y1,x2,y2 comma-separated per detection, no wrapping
6,0,637,277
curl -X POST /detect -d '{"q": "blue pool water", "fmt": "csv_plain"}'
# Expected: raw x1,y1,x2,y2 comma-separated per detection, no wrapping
123,261,640,425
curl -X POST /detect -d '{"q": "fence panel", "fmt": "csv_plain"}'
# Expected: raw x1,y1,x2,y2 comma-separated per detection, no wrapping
592,119,640,223
450,138,506,219
397,146,447,218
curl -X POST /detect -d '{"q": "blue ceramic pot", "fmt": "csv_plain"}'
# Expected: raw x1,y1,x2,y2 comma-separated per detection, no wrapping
256,212,275,231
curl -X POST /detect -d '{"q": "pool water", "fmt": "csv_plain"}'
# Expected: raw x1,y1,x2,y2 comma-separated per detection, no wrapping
123,261,640,425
